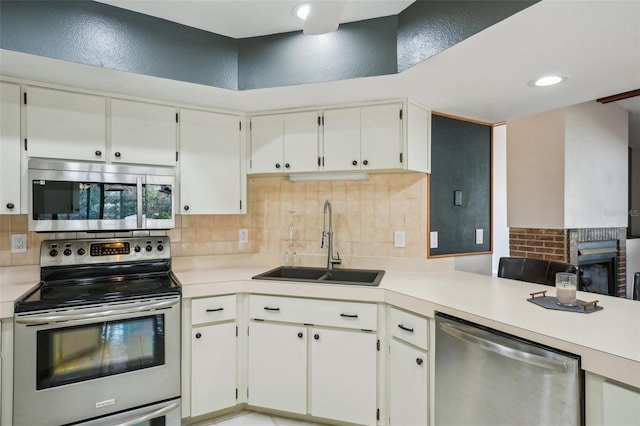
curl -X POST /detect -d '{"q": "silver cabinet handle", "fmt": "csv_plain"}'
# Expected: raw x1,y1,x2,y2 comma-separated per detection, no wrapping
439,320,568,373
16,298,179,325
114,401,179,426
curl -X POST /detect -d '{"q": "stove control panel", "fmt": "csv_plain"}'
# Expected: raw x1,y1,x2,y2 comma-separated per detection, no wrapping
40,236,171,267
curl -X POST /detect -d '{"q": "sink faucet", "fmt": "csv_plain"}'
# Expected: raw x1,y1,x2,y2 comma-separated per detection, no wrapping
322,200,341,269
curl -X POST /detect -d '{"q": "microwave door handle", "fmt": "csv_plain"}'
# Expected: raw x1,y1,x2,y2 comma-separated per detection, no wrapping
114,401,180,426
15,298,179,325
136,176,143,228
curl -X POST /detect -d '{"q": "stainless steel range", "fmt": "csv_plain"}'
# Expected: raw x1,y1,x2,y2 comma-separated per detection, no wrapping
13,236,181,426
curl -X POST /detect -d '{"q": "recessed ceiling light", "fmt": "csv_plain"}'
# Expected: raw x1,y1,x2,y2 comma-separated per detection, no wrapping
292,3,310,21
531,75,567,87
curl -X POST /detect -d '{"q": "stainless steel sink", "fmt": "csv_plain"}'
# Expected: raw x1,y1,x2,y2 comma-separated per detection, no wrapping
252,266,385,286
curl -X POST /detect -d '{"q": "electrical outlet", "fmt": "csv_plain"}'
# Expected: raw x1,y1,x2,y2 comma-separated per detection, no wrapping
11,233,27,253
430,231,438,249
475,229,484,245
238,228,249,243
394,231,405,248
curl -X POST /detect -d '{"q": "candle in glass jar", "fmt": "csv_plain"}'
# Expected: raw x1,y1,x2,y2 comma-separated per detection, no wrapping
556,287,576,306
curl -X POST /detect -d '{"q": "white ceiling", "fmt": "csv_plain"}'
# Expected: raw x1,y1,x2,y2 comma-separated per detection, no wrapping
1,0,639,145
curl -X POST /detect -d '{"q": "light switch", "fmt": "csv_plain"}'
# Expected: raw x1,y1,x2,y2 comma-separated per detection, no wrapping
238,229,249,243
430,231,438,249
454,190,463,206
394,231,405,248
475,229,483,245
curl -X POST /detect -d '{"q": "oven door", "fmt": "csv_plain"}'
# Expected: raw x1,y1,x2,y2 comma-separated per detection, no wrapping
14,296,181,426
76,398,181,426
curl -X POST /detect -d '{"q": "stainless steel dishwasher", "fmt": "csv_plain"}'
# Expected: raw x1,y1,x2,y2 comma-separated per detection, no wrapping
435,313,583,425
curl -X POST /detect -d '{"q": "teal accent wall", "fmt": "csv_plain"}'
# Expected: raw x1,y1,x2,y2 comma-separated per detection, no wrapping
0,0,538,90
430,115,492,256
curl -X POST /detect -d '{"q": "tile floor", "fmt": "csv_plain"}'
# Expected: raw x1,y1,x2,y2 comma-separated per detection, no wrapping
192,410,327,426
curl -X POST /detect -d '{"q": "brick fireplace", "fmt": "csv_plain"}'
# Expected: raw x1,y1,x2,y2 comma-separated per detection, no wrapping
509,227,627,297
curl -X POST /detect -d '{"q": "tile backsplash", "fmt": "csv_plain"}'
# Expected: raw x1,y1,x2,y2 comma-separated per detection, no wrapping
0,173,427,267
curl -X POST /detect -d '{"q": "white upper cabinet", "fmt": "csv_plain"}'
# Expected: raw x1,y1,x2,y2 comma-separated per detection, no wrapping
322,107,361,172
0,82,21,214
179,109,245,214
361,103,403,170
250,114,284,174
283,111,319,173
404,100,431,173
25,86,106,162
110,99,177,166
250,111,319,174
249,99,431,176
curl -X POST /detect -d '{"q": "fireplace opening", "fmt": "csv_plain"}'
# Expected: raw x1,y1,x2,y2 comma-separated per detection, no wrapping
577,240,618,296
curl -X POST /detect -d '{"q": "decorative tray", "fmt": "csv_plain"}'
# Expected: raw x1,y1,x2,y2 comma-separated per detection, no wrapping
527,290,603,314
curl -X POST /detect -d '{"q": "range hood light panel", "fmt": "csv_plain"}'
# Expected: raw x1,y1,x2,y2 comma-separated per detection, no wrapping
289,172,369,182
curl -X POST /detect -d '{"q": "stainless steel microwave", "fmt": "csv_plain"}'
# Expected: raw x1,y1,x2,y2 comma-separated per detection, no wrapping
28,160,175,232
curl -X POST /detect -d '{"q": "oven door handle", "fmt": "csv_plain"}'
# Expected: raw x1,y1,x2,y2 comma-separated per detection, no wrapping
114,401,179,426
15,298,179,325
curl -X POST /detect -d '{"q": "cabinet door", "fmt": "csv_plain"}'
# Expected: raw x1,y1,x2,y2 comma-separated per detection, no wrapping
0,82,21,214
180,109,242,214
247,322,307,414
110,99,177,166
310,328,377,425
191,322,237,417
361,103,402,170
25,86,106,162
388,339,429,426
250,114,284,173
283,111,319,173
322,107,361,172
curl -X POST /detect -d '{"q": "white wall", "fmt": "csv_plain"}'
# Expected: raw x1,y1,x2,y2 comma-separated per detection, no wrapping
492,124,509,276
564,102,629,228
627,238,640,299
507,109,565,228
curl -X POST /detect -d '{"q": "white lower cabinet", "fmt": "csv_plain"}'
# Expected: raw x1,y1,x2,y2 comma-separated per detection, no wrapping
247,321,307,414
247,295,378,425
310,327,377,425
189,295,237,417
388,339,428,426
191,323,237,416
387,306,430,426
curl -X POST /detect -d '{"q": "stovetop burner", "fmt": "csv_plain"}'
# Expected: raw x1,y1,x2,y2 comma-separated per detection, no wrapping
14,236,181,313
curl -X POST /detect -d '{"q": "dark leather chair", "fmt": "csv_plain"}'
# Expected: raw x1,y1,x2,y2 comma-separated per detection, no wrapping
634,272,640,300
498,257,577,287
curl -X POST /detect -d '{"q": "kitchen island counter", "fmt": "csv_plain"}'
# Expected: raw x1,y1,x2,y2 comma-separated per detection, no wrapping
171,259,640,389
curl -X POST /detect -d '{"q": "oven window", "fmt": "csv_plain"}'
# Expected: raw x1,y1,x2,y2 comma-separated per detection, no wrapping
32,180,138,221
36,315,165,390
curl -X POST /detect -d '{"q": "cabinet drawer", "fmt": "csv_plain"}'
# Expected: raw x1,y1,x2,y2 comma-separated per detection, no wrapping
249,295,377,331
191,295,236,325
389,306,429,350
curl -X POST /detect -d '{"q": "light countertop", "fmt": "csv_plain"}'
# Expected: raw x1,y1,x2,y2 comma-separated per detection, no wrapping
2,256,639,388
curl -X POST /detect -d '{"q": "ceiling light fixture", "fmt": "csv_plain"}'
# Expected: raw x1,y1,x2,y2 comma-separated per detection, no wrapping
292,3,310,21
531,75,567,87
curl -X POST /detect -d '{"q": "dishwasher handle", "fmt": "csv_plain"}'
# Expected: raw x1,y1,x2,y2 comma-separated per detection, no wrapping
438,320,568,373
